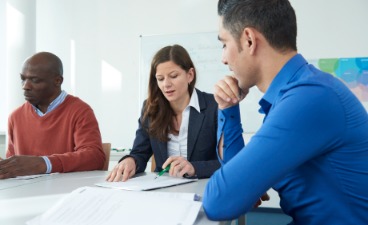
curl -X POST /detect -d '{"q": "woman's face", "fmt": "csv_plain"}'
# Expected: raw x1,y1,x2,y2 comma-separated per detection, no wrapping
155,61,194,104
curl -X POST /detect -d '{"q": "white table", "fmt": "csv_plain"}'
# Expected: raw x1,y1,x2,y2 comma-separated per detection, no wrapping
0,171,232,225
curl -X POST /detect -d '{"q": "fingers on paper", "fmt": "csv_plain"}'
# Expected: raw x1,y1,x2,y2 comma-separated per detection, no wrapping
106,158,136,182
106,164,123,182
121,167,135,182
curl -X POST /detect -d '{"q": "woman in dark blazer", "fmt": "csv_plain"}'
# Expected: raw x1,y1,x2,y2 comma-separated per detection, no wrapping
107,45,220,181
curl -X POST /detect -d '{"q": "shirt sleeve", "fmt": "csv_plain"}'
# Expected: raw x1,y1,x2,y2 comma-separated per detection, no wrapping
217,104,245,164
203,84,346,220
42,156,52,173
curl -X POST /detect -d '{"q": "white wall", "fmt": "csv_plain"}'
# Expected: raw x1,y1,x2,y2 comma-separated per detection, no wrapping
0,1,5,158
292,0,368,58
1,0,36,157
0,1,6,135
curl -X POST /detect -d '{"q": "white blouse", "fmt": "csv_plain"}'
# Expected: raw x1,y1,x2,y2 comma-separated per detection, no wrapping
167,89,200,159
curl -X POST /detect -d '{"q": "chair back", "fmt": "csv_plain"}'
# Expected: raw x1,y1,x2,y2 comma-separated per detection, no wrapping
102,143,111,171
151,155,156,172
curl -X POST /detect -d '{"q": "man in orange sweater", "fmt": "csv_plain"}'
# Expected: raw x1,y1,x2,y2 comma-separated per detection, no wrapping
0,52,105,179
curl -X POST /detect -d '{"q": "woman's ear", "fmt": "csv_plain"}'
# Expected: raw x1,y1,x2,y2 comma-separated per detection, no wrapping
187,67,195,84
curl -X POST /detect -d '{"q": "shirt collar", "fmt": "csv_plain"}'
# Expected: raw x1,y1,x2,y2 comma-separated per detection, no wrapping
259,54,307,114
187,89,200,113
32,90,68,116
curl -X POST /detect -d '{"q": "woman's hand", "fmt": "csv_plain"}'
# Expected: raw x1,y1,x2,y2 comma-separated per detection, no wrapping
106,157,136,182
162,156,195,178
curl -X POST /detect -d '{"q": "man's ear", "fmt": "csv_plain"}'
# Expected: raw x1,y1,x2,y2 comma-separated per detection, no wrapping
55,76,63,87
242,27,257,54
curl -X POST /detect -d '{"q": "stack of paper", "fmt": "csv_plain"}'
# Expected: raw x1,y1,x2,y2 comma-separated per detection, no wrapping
26,186,202,225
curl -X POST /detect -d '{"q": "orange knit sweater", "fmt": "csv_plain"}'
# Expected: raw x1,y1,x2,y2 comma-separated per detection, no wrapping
7,95,105,172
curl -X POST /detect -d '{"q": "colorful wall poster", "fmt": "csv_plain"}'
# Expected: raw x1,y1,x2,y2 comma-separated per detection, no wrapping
310,57,368,103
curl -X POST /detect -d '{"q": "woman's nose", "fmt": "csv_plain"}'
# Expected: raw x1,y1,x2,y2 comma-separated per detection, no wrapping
163,78,172,87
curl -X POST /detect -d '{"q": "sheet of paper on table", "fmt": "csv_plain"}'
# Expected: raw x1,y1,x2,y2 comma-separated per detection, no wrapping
95,173,198,191
26,186,202,225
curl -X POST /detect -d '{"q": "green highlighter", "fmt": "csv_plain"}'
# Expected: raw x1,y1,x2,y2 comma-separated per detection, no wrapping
154,164,171,179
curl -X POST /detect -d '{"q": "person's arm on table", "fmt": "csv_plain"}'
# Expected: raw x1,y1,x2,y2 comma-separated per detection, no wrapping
0,155,47,179
2,120,49,179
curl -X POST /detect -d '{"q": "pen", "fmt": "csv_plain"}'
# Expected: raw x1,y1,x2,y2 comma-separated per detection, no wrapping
154,164,171,179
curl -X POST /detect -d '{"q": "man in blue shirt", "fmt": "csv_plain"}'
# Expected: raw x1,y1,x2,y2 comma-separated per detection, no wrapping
203,0,368,224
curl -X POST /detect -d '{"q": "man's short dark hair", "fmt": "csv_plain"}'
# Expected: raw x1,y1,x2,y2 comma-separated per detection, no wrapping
218,0,297,52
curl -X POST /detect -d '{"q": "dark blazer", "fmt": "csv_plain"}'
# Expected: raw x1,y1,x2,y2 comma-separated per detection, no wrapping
121,89,220,178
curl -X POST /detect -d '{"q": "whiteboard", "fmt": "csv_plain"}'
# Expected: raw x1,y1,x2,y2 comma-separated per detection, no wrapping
139,32,263,133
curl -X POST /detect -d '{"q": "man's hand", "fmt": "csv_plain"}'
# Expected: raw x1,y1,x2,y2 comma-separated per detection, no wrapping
0,155,47,179
106,157,136,182
162,156,195,178
214,76,248,109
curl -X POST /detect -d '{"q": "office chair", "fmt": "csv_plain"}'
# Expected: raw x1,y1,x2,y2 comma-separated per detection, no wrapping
151,155,156,172
102,143,111,171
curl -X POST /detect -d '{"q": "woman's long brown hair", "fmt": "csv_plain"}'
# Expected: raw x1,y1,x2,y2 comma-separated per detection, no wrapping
142,44,197,142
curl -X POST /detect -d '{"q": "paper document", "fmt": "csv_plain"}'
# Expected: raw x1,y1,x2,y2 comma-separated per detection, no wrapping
0,174,57,190
95,173,198,191
26,186,202,225
11,174,49,180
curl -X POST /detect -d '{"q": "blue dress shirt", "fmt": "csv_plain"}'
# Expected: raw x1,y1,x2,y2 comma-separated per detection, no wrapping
203,54,368,225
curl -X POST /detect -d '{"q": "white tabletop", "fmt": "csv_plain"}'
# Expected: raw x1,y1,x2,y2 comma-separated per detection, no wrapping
0,171,229,225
